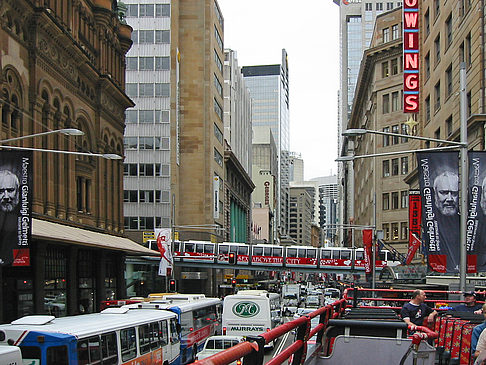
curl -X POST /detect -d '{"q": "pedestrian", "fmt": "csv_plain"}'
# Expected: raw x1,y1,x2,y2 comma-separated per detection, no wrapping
400,289,438,329
451,291,482,313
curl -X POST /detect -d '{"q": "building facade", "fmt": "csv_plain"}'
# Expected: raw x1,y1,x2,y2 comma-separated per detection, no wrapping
311,175,339,245
242,49,291,243
0,0,156,322
289,186,313,246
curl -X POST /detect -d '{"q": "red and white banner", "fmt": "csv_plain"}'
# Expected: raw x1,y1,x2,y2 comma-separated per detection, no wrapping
155,228,173,276
406,232,421,265
363,229,373,274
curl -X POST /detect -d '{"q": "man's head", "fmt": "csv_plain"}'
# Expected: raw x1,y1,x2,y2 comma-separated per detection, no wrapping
412,289,426,304
434,171,459,216
0,170,19,212
463,291,477,307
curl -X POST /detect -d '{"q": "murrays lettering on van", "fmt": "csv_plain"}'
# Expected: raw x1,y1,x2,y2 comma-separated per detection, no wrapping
230,326,264,331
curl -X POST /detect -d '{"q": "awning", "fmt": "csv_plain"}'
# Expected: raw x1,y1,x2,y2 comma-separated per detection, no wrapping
32,218,160,256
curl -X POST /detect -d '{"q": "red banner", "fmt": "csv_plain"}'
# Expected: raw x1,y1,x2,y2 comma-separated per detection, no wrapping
363,229,373,274
406,233,421,265
407,191,422,264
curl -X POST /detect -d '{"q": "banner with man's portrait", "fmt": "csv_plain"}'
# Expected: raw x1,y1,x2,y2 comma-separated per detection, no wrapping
468,151,486,272
0,151,33,266
417,152,460,273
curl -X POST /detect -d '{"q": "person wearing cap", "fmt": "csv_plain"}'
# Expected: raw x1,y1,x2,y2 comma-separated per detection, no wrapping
451,291,482,312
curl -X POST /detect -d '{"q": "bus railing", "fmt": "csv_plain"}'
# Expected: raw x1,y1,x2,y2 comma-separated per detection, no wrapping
192,299,347,365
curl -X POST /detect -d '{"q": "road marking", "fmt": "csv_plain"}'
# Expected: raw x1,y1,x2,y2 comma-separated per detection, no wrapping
273,328,290,358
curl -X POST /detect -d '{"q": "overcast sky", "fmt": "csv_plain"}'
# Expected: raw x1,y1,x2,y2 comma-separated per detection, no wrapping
218,0,341,181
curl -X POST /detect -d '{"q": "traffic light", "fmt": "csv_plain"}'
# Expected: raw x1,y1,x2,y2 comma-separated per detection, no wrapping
229,252,237,265
231,278,237,287
169,279,177,292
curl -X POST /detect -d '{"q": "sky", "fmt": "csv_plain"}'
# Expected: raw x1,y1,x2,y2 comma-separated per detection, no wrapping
218,0,341,181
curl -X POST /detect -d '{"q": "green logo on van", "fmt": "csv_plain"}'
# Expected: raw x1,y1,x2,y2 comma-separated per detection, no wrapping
232,301,260,318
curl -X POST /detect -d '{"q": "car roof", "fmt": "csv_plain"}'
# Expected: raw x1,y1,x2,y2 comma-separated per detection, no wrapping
206,335,244,341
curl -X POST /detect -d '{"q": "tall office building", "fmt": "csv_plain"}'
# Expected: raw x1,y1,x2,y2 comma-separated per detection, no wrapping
311,175,339,245
123,0,227,247
243,49,290,241
335,0,403,245
289,152,304,183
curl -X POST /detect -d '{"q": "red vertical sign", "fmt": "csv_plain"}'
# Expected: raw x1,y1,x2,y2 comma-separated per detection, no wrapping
403,0,419,112
363,229,373,274
406,191,422,264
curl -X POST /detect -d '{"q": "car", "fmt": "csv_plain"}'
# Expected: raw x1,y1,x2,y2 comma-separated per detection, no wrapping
196,335,245,364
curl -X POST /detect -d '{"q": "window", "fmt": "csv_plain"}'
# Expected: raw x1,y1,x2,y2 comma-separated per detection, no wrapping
383,160,390,177
392,223,399,240
124,190,138,203
467,91,472,117
126,83,137,97
446,14,452,47
425,53,430,79
383,127,390,146
392,125,399,144
384,223,390,240
383,27,390,43
392,192,399,209
140,4,154,17
214,98,223,119
47,346,69,364
392,158,399,175
126,57,137,71
155,57,170,70
425,9,430,36
139,164,155,176
127,4,138,17
139,324,151,354
382,61,389,78
434,0,440,18
139,57,154,71
139,83,154,97
214,148,223,167
214,50,223,74
425,96,431,121
383,193,390,210
365,2,372,10
214,26,223,51
434,81,441,112
446,64,452,97
460,42,465,63
383,94,390,114
126,110,137,123
401,222,408,240
139,110,154,124
139,137,154,150
387,2,394,9
124,137,138,150
446,115,453,136
392,92,399,112
434,34,441,64
401,124,409,143
139,30,154,43
391,58,398,75
140,190,154,203
214,123,223,144
401,157,409,175
392,24,399,39
466,33,471,66
376,2,383,10
121,328,137,361
401,191,408,209
434,128,441,146
155,83,170,97
155,30,170,43
156,4,170,17
124,164,138,176
214,74,222,97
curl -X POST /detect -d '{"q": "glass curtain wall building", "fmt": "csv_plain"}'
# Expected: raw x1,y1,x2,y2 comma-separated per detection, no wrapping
123,1,172,232
242,49,290,241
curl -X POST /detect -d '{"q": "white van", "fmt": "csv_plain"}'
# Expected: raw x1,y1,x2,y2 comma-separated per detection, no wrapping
222,290,281,348
0,346,22,365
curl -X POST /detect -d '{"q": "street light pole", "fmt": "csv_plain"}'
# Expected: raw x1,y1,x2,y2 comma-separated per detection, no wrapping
459,63,468,293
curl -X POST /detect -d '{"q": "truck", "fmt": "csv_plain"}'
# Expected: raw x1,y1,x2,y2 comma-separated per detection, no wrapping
281,283,301,316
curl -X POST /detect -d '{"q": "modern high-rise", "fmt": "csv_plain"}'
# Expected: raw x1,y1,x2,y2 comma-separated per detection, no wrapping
243,49,291,242
335,0,403,246
123,0,227,245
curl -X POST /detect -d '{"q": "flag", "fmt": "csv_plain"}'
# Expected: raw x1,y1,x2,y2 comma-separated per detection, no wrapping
155,228,173,276
406,232,421,265
363,229,373,274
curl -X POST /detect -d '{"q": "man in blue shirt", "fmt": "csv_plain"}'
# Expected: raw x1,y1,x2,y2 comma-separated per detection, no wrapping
452,291,482,313
401,289,438,328
472,304,486,355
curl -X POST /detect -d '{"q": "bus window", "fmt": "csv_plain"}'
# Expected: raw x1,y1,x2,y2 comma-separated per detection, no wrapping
120,327,137,362
78,340,89,364
321,250,331,259
159,320,169,346
101,332,118,365
287,248,297,258
196,244,204,253
204,244,214,254
47,345,69,365
379,252,386,261
169,318,180,344
230,245,238,253
173,242,180,252
264,247,272,256
308,249,316,258
331,250,340,259
341,250,351,260
139,324,151,354
356,251,364,260
180,312,194,335
238,246,248,255
20,346,41,362
274,247,282,257
219,245,229,254
88,336,101,363
253,247,263,256
185,243,194,252
298,249,306,258
150,322,160,350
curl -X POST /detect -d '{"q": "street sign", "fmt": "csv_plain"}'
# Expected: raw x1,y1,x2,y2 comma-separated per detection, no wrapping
143,231,155,243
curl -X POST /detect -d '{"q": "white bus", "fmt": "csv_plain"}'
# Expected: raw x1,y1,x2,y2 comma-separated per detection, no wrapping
222,290,281,348
0,346,22,364
0,307,180,365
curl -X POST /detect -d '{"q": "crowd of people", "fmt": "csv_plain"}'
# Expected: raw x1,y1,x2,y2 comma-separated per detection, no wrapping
401,289,485,364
